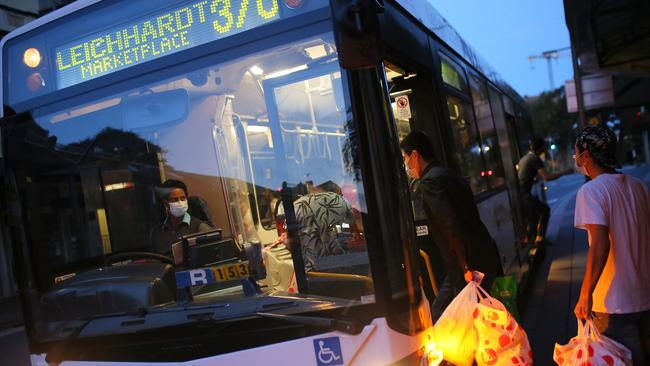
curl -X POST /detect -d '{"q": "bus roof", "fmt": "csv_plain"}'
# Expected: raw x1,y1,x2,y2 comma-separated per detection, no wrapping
394,0,525,105
0,0,526,117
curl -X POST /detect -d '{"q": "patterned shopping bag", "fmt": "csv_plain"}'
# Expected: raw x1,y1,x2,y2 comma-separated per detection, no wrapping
474,284,534,366
553,319,632,366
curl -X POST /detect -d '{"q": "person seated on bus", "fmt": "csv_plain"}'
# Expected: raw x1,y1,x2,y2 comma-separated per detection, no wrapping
151,179,214,255
292,180,355,272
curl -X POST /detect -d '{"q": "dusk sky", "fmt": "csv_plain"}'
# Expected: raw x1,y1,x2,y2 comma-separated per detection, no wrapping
429,0,574,97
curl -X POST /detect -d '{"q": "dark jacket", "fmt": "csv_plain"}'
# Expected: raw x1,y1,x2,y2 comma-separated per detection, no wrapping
151,213,213,254
417,164,502,287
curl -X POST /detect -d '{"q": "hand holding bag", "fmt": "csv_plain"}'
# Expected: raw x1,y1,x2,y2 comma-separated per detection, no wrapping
553,319,632,366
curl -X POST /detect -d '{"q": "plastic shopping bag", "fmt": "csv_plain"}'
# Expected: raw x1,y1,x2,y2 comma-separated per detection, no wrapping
474,284,533,366
553,319,632,366
490,275,520,321
432,282,480,366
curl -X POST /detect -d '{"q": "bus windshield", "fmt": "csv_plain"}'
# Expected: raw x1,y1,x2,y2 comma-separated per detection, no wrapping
4,28,374,344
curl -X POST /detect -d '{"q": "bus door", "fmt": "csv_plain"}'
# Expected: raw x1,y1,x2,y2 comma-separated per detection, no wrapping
488,88,526,258
383,60,446,303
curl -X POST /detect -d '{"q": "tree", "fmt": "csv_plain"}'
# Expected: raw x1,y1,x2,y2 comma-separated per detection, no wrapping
526,87,577,171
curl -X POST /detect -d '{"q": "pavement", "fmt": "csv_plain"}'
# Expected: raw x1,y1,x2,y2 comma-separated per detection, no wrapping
522,164,650,364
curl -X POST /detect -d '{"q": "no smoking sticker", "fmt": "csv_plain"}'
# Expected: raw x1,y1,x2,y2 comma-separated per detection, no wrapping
395,95,412,119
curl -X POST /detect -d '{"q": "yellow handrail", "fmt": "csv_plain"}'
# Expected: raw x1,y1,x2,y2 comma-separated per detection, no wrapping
419,249,439,296
307,271,373,286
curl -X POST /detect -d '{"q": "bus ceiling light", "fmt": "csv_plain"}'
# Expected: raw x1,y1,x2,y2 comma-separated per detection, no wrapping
264,64,308,79
249,65,264,76
246,125,269,133
305,45,327,59
23,48,41,68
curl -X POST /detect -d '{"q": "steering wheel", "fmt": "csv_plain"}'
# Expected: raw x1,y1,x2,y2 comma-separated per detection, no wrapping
105,251,174,266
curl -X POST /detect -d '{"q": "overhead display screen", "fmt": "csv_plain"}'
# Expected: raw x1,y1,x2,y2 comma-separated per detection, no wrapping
55,0,281,89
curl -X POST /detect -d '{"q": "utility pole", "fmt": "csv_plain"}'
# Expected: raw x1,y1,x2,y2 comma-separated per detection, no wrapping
528,47,571,90
567,41,587,128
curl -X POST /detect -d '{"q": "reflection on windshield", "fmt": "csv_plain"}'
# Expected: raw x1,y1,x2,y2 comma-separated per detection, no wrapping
13,31,373,341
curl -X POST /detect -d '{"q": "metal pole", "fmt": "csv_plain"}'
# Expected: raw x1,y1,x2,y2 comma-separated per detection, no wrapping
570,44,587,127
643,128,650,164
547,57,554,90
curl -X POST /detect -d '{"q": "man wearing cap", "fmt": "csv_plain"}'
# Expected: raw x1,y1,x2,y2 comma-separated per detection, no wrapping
573,125,650,365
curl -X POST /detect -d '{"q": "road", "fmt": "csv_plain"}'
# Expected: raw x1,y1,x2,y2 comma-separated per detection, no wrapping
545,164,650,211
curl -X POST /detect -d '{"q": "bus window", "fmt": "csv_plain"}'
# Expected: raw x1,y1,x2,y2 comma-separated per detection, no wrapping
469,75,506,188
385,61,423,220
445,95,488,194
13,31,373,342
440,54,469,93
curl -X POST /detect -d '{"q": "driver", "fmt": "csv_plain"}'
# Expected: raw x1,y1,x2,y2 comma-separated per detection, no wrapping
151,179,213,254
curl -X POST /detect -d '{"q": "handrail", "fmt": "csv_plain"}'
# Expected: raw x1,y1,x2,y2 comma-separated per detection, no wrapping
419,249,439,296
307,271,373,286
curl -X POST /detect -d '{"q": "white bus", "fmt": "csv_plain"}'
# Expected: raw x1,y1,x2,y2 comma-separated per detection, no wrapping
1,0,534,364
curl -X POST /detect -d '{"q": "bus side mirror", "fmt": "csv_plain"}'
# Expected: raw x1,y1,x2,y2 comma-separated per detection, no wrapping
330,0,384,70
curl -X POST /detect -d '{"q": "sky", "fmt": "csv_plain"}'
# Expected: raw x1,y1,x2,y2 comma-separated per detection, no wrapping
428,0,574,97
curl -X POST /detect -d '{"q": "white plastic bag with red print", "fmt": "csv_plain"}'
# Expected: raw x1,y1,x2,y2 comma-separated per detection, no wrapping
432,282,480,366
473,284,534,366
553,319,632,366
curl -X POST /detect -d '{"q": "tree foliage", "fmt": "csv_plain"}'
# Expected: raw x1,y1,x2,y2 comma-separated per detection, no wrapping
526,87,577,170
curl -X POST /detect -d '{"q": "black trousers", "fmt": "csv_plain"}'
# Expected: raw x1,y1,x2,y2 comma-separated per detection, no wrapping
522,192,550,242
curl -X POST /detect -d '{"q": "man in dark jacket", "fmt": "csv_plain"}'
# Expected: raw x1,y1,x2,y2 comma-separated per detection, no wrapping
401,130,502,321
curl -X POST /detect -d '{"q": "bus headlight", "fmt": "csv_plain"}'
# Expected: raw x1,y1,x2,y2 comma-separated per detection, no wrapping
23,48,41,68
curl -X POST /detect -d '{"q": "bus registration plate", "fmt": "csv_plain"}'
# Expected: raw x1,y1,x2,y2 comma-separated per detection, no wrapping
175,261,250,287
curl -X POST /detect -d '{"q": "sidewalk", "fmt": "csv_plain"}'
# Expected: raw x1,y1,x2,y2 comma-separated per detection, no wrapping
522,191,587,364
522,164,650,364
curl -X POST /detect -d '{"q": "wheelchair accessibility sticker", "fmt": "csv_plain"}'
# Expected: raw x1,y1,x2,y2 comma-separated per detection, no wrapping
313,336,344,366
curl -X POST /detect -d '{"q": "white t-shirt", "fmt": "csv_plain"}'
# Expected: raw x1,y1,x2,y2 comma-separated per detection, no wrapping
574,173,650,314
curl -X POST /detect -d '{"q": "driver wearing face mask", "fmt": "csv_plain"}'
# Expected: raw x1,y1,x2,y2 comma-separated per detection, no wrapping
151,179,213,254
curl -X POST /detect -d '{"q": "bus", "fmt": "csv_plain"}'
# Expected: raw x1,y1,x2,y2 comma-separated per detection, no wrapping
0,0,534,364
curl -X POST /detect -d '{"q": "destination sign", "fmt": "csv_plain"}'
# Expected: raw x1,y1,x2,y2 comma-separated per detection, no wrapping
54,0,280,89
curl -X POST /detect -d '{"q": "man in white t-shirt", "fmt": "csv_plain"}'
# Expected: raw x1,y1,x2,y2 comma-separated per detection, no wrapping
573,125,650,365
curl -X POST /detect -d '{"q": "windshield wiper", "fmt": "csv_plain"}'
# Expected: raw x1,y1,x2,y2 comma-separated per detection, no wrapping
257,311,362,334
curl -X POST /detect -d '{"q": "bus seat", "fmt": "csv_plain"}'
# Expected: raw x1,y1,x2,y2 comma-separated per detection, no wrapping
188,195,213,225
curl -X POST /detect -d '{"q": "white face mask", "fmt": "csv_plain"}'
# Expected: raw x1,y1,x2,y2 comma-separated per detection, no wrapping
574,151,588,176
168,200,188,218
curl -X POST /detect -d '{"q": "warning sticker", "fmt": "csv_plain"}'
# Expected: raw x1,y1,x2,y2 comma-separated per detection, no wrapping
395,95,412,119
